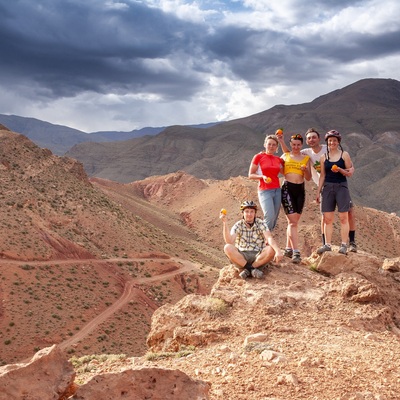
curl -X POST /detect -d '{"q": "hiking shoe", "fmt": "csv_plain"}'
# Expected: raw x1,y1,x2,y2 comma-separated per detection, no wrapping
283,248,293,258
317,244,332,255
292,252,301,264
239,269,251,280
349,242,357,253
339,244,347,255
251,268,263,279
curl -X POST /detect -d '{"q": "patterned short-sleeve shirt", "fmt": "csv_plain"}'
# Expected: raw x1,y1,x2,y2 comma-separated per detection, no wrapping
230,218,269,252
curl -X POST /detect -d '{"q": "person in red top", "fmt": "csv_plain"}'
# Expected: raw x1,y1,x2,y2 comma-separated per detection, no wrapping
248,134,284,231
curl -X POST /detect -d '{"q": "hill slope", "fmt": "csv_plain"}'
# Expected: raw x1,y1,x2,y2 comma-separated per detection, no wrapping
0,128,399,373
0,129,221,364
66,78,400,215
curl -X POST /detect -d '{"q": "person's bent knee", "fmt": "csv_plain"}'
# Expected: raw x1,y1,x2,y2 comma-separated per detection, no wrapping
254,247,274,267
223,244,237,257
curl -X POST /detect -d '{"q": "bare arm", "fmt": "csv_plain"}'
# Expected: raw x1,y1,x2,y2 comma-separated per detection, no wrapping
303,158,312,181
248,162,264,181
316,154,326,203
220,213,236,244
277,135,290,153
263,231,283,262
337,152,354,177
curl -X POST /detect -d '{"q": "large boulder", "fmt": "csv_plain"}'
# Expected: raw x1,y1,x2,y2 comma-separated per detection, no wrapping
0,345,75,400
71,367,210,400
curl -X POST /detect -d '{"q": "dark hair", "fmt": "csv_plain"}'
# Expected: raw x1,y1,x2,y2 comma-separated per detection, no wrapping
305,128,320,138
290,134,303,143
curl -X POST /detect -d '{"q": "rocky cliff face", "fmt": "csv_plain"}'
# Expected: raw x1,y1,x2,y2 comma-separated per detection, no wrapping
2,252,399,399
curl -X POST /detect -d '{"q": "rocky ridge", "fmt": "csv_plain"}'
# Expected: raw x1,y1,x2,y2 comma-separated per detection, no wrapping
0,127,400,399
1,251,399,399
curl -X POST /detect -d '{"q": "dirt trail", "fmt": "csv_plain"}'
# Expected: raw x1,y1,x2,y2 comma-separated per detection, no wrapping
2,255,200,353
55,257,199,351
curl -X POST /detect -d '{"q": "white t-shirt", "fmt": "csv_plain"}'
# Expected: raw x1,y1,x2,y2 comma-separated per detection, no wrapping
301,144,327,185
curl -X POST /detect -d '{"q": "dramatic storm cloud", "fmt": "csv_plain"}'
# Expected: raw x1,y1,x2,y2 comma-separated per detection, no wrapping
0,0,399,132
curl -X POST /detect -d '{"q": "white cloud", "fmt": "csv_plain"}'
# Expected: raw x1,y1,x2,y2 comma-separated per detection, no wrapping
0,0,399,132
148,0,216,22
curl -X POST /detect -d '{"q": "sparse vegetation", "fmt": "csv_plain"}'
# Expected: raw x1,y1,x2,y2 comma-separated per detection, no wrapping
204,297,228,318
145,345,195,361
244,342,274,353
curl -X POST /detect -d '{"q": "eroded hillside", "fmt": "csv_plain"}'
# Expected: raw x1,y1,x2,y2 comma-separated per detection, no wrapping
0,130,221,364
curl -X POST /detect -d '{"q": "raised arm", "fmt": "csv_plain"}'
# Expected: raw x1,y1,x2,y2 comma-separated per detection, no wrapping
220,212,236,244
277,134,290,153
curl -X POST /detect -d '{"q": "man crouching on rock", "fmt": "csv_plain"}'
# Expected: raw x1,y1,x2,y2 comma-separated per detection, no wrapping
220,200,283,280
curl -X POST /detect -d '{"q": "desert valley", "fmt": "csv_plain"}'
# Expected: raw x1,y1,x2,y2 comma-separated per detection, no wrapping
1,78,400,399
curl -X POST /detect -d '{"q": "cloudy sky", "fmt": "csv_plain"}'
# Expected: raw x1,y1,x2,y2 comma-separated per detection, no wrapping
1,0,400,133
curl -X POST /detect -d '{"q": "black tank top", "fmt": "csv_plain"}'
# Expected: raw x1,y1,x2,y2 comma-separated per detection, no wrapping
324,152,347,183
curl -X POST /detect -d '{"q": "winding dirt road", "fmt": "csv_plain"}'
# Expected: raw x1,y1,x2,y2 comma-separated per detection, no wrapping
56,257,199,351
2,255,200,352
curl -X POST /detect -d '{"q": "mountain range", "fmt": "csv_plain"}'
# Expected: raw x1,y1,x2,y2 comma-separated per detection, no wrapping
0,114,218,156
66,78,400,215
1,78,400,217
0,124,399,399
0,124,399,364
0,115,165,155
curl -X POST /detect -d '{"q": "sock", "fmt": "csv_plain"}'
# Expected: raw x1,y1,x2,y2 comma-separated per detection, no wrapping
349,230,355,243
244,262,254,272
322,234,326,245
293,249,300,254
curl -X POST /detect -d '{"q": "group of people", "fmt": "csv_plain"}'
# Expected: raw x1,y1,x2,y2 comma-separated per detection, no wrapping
220,127,357,279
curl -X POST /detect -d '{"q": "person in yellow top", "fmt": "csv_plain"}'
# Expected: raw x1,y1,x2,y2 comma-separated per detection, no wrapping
279,134,311,264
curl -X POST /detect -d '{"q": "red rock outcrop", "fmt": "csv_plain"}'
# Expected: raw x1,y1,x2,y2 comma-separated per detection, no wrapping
71,367,210,400
0,345,75,400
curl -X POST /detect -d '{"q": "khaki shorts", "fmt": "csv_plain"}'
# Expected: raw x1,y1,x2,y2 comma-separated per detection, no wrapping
232,250,269,269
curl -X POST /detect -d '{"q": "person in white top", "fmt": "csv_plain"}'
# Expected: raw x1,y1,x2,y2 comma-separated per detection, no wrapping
278,128,358,253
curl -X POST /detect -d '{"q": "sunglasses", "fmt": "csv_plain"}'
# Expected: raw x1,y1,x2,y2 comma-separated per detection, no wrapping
291,134,303,140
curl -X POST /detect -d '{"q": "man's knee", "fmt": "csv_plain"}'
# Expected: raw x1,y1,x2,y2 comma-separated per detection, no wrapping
255,247,274,266
224,243,235,256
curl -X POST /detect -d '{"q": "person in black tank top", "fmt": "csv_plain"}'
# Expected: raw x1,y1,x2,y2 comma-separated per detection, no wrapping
316,130,354,255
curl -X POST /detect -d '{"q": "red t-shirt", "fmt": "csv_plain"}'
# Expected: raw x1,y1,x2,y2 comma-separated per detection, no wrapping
252,153,283,190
